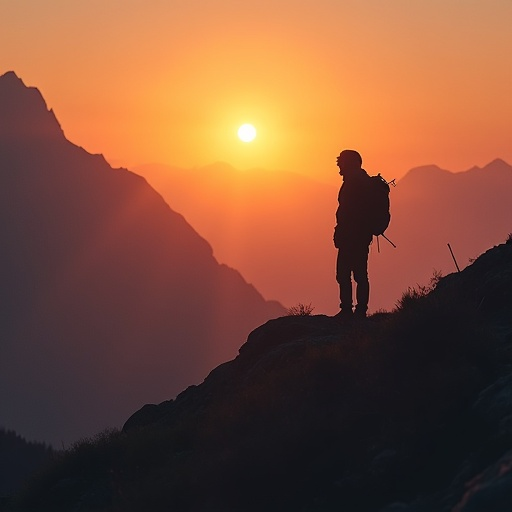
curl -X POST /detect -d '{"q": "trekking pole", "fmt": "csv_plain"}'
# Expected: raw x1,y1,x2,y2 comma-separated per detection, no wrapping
381,233,397,248
447,243,461,272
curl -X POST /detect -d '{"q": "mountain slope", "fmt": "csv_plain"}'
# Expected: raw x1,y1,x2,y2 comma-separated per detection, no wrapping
12,240,512,512
135,161,338,311
0,71,284,446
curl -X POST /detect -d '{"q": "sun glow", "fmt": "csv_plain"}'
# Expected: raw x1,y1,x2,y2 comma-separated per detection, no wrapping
237,123,257,143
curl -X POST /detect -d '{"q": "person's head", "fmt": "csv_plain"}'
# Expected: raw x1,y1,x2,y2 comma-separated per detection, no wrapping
336,150,362,177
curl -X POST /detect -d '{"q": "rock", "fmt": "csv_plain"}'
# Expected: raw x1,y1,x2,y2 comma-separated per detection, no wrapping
452,450,512,512
123,403,167,432
472,375,512,431
239,314,342,358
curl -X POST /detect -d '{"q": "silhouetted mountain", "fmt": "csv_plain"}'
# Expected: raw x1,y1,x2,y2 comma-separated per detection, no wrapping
135,159,512,314
0,429,54,498
12,240,512,511
0,72,284,446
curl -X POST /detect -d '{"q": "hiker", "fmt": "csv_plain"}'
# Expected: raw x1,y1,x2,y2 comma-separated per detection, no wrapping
333,150,374,319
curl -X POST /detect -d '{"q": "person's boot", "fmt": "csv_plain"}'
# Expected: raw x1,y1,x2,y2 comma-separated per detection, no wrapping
334,309,353,322
353,306,367,319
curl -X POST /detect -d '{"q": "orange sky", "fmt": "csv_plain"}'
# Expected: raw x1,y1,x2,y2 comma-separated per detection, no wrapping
1,0,511,184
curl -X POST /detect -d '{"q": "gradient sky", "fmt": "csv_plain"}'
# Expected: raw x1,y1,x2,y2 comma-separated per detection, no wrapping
1,0,511,183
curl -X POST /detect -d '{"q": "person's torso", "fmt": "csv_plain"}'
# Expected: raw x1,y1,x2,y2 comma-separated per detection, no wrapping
336,170,373,242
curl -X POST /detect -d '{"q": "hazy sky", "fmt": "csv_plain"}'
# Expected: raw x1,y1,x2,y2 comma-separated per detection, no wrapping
1,0,511,182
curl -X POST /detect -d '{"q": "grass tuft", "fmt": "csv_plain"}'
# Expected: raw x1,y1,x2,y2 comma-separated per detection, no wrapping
286,303,315,316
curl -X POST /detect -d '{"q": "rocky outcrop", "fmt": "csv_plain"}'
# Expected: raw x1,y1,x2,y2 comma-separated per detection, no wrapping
123,314,348,431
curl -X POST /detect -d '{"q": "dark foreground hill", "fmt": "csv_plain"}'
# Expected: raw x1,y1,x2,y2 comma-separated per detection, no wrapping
8,239,512,511
0,71,284,446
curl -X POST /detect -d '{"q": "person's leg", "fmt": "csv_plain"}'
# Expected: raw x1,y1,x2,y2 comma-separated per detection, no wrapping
353,243,370,317
336,249,353,313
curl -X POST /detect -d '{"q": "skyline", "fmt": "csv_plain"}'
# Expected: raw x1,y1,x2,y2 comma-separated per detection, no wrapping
1,1,511,183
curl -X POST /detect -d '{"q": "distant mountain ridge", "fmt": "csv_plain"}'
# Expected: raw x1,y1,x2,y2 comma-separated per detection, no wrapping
135,158,512,314
372,157,512,309
467,157,511,174
0,71,284,446
400,158,512,184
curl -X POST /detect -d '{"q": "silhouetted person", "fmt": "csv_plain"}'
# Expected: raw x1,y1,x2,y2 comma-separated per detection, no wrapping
334,150,373,319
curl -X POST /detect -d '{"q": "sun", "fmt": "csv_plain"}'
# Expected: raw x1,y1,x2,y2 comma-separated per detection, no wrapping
237,123,257,143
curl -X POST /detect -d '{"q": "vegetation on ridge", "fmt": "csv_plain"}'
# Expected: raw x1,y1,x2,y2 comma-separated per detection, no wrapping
9,242,512,512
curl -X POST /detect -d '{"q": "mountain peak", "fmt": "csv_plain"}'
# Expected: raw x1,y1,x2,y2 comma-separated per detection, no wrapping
0,70,24,85
0,70,64,142
464,158,512,175
481,158,511,172
0,70,44,105
398,163,452,186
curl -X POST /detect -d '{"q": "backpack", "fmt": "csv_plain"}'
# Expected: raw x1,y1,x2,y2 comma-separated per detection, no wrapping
366,173,391,236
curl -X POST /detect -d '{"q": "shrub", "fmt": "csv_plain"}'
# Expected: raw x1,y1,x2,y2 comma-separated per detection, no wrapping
394,270,442,311
286,303,314,316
